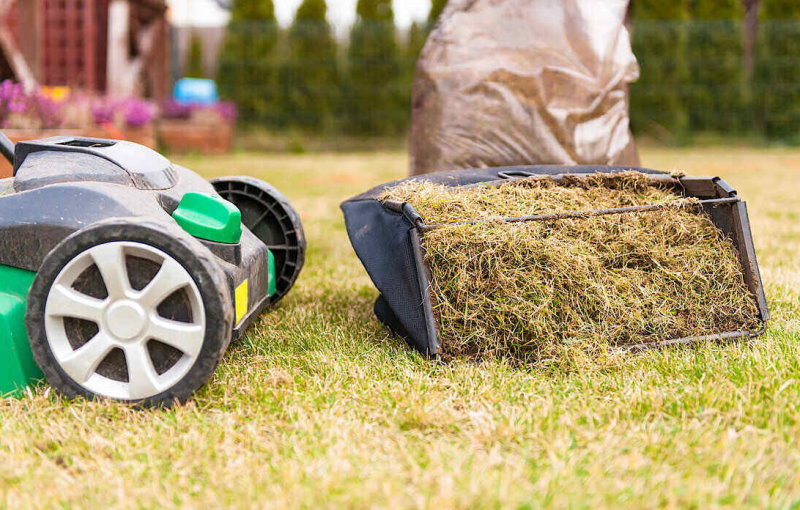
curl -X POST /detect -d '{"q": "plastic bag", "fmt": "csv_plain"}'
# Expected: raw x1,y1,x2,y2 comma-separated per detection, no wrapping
409,0,640,176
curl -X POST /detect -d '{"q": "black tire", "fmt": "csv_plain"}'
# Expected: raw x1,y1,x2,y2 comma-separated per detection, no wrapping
211,176,305,304
26,218,233,407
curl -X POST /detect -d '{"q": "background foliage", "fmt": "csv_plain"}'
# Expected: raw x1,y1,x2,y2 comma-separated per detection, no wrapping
342,0,404,135
216,0,800,143
630,0,691,142
185,33,206,79
755,0,800,142
278,0,339,131
686,0,744,134
217,0,280,125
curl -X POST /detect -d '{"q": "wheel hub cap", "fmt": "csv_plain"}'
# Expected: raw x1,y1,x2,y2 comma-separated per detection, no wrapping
43,241,207,401
105,301,146,341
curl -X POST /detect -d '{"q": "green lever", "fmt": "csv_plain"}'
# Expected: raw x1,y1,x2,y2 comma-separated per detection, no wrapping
173,192,242,244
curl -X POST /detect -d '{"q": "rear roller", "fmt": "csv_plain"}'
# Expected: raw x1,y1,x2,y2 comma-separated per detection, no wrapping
212,177,306,304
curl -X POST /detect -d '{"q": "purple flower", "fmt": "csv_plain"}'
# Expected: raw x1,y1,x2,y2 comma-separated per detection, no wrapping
91,100,116,125
160,99,237,124
32,93,63,128
161,99,193,120
0,80,29,124
123,99,154,127
0,80,63,128
0,80,25,112
215,101,238,122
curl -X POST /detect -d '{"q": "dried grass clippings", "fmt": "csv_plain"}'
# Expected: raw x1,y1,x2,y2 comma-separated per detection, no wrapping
380,172,762,366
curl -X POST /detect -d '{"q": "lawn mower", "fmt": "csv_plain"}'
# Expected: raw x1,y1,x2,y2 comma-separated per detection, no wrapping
0,131,305,406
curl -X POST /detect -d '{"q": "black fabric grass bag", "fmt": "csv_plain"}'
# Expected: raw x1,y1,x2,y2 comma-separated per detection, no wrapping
340,165,769,358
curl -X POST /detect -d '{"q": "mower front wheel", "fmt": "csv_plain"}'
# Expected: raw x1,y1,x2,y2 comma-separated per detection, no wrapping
26,219,233,407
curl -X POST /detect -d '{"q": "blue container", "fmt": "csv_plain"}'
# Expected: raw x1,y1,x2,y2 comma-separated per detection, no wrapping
173,78,219,105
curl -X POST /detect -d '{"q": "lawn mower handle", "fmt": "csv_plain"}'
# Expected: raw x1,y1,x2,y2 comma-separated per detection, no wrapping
0,131,14,165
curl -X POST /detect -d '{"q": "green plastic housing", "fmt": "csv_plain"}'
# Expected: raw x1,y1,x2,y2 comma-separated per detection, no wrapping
0,265,42,397
173,192,242,244
268,249,276,297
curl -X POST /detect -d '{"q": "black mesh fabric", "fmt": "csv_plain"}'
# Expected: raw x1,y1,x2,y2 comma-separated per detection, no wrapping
341,165,667,356
341,199,431,352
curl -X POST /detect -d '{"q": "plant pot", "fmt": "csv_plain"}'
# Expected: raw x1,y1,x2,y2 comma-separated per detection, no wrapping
81,125,157,149
158,120,233,154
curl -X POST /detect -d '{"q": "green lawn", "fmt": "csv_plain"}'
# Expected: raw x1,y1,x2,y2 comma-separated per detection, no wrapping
2,147,800,509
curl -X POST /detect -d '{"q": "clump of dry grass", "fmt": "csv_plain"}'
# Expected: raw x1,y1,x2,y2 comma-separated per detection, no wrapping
381,172,762,364
382,172,686,223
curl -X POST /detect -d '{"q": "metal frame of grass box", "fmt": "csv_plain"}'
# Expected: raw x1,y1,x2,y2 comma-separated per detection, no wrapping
341,166,769,357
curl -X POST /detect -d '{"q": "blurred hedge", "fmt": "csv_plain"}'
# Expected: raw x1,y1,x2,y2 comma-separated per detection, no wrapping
630,0,691,141
686,0,744,134
756,0,800,142
630,0,800,143
217,0,280,125
217,0,800,143
278,0,339,131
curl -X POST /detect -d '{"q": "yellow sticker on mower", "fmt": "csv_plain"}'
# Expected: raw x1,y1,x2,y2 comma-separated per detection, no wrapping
235,279,248,324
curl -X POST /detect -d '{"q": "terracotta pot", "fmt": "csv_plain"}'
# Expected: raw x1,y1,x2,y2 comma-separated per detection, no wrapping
116,125,157,149
158,120,233,154
80,125,157,149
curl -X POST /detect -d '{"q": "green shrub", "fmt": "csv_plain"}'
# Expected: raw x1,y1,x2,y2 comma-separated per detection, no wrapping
686,0,744,133
428,0,448,30
406,21,426,65
217,0,280,126
343,0,403,135
185,32,206,79
756,0,800,141
279,0,339,131
630,0,691,141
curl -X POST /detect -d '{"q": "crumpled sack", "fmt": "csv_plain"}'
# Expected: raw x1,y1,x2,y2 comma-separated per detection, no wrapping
409,0,640,176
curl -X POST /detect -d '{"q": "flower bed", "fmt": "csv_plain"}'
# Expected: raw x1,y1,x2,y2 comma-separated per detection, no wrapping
0,80,237,177
0,81,160,177
158,121,233,154
0,81,62,130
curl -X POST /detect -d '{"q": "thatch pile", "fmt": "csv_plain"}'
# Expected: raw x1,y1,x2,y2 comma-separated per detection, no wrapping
381,172,762,363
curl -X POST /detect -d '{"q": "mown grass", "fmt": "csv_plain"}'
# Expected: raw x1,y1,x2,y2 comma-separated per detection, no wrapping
1,148,800,509
380,173,760,359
